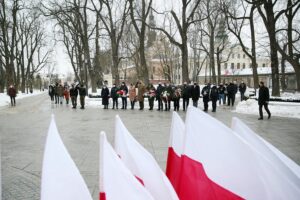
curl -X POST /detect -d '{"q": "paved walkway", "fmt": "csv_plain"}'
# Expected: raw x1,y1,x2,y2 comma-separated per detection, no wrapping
1,93,300,199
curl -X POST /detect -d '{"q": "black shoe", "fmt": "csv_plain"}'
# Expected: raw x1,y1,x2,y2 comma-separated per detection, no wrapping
203,109,208,112
258,118,263,120
157,109,160,111
268,114,271,119
212,110,216,112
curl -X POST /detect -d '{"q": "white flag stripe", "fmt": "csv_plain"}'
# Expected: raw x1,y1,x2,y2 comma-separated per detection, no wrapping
184,107,300,200
231,117,300,184
114,115,179,200
100,132,154,200
169,112,185,156
41,115,92,200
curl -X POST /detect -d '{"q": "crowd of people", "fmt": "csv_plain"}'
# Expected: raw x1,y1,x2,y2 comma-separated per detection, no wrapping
47,80,271,119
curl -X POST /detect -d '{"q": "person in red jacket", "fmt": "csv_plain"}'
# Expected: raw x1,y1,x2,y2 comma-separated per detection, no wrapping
64,86,70,105
8,85,17,106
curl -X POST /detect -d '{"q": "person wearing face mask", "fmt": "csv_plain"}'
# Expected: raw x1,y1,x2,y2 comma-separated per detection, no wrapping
162,82,172,111
120,82,128,109
135,80,146,110
191,82,200,107
101,84,110,109
156,82,164,111
182,81,191,111
110,83,119,109
128,83,137,109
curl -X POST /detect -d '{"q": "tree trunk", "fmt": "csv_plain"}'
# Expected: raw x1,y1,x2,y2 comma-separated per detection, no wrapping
269,33,280,96
249,9,259,89
216,50,221,85
209,25,216,84
111,35,120,85
140,40,149,85
281,45,287,91
181,42,189,83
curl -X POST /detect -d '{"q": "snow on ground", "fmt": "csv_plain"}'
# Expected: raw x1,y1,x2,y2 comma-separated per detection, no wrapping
234,99,300,119
0,90,46,107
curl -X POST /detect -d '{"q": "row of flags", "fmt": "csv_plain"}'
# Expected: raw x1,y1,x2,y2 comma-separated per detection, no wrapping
41,107,300,199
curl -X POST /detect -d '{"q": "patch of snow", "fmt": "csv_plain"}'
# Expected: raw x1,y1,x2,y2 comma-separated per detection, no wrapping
234,99,300,119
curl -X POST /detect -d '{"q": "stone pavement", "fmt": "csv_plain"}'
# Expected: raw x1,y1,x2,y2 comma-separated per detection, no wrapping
1,93,300,199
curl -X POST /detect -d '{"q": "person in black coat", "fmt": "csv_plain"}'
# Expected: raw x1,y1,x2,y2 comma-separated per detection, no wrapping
191,82,200,107
162,83,173,111
239,81,247,101
54,82,59,104
101,85,110,109
49,84,55,102
120,82,128,109
201,83,211,112
78,84,86,109
182,82,191,111
70,84,79,109
227,82,238,106
258,81,271,120
210,85,219,112
110,84,119,109
156,83,164,111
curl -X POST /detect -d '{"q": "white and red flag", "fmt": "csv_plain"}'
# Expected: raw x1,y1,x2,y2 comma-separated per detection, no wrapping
166,112,185,192
99,132,154,200
177,107,300,200
114,115,179,200
231,117,300,185
41,115,92,200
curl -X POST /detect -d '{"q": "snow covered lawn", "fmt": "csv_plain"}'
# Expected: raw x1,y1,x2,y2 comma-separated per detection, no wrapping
234,99,300,119
0,90,46,107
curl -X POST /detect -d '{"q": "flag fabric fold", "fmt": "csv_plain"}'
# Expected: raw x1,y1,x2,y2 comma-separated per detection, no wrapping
231,117,300,184
41,115,92,200
166,112,185,192
177,106,300,200
114,115,179,200
99,132,154,200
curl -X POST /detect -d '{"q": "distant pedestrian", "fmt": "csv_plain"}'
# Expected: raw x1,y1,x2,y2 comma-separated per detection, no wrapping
258,81,271,120
182,82,191,111
70,84,78,109
54,83,59,104
64,87,70,104
136,80,146,110
224,83,228,104
78,84,86,109
147,84,156,110
48,84,55,102
191,82,200,107
8,85,16,106
201,83,211,112
156,83,164,111
210,85,219,112
128,83,137,110
162,83,172,111
218,84,225,105
101,85,110,109
120,82,128,109
57,84,64,104
173,86,181,111
227,82,237,106
239,81,247,101
110,84,119,109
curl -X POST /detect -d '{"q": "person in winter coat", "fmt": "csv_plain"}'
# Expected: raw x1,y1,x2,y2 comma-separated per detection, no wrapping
48,84,55,102
54,82,59,104
227,82,238,106
57,84,64,104
182,82,191,111
64,86,70,104
78,84,87,109
210,85,219,112
258,81,271,120
110,84,119,109
120,82,128,109
191,82,200,107
224,83,228,104
218,84,225,105
8,85,17,106
173,86,181,111
136,80,146,110
156,83,164,111
101,85,110,109
162,83,173,111
128,83,137,109
201,83,211,112
147,84,156,110
70,84,78,108
239,81,247,101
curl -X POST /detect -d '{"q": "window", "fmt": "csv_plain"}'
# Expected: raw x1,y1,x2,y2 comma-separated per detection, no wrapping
262,63,266,67
243,54,246,59
224,63,228,69
237,63,240,69
231,63,234,69
243,63,246,69
232,54,235,59
238,54,240,59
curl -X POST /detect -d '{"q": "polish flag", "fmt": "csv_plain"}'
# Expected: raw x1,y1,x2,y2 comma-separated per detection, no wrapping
41,115,92,200
114,115,179,200
166,112,185,192
178,107,300,199
231,117,300,184
99,132,154,200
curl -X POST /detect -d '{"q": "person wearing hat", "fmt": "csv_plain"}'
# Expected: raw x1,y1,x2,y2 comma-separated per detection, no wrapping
191,82,200,107
258,81,271,120
8,84,17,106
78,83,87,109
201,83,211,112
70,84,78,108
156,82,164,111
120,82,128,109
